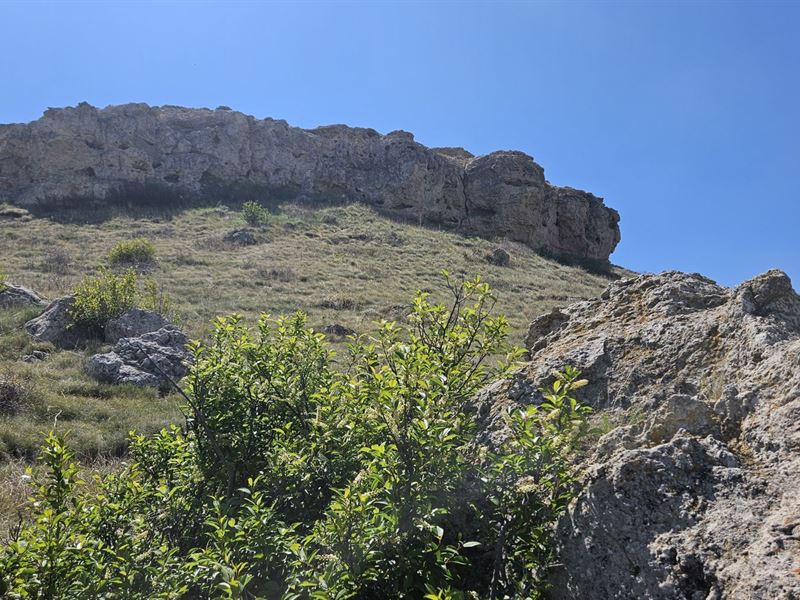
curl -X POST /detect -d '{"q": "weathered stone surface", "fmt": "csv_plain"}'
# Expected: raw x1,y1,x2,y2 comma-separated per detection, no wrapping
475,269,800,599
223,229,256,246
21,350,49,363
86,325,190,388
104,307,169,343
484,247,511,267
24,296,85,348
85,352,160,388
322,323,355,337
0,103,620,264
0,284,45,308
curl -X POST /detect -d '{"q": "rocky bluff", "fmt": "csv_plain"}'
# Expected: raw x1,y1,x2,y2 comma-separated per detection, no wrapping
477,270,800,599
0,102,620,265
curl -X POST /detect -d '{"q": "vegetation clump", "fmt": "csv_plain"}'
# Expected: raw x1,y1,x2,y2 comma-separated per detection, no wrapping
69,267,171,336
241,201,271,227
0,373,27,416
0,269,7,292
0,276,590,598
107,237,157,268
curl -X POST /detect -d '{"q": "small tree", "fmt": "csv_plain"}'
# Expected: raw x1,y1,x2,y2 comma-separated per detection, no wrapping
240,201,270,227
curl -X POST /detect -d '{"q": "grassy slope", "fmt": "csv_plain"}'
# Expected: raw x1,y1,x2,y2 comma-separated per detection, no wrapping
0,200,625,529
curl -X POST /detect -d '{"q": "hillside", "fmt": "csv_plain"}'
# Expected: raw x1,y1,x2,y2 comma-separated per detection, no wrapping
0,200,623,464
8,105,796,599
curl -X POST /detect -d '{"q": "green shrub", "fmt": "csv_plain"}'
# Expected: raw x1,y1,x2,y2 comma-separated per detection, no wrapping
107,237,157,267
0,269,7,292
1,275,591,599
69,267,172,336
241,201,270,227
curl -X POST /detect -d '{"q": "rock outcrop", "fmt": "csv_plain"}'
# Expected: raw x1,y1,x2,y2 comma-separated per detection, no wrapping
103,307,169,344
223,229,257,246
0,284,45,309
0,103,620,264
86,326,190,388
476,269,800,599
24,296,83,348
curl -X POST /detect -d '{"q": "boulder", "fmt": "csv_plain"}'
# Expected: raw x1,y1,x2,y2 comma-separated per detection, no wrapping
0,284,45,309
484,247,511,267
0,103,620,265
322,323,355,337
21,350,49,363
474,270,800,599
223,229,257,246
85,352,160,388
24,296,85,348
104,308,169,343
86,326,190,388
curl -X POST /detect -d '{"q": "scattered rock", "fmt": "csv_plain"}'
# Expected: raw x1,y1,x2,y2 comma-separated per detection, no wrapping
104,308,169,343
223,229,257,246
21,350,49,363
0,284,45,309
0,205,30,220
475,270,800,599
86,326,190,389
322,323,355,337
484,247,511,267
24,296,85,348
0,103,620,264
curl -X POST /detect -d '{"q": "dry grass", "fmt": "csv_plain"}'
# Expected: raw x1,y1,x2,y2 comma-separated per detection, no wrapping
0,199,627,485
0,456,123,539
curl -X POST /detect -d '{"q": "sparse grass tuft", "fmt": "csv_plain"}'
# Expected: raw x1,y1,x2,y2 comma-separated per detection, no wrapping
0,373,27,416
107,237,157,268
41,246,72,274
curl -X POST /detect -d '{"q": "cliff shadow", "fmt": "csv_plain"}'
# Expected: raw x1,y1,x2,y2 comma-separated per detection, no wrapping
23,182,308,224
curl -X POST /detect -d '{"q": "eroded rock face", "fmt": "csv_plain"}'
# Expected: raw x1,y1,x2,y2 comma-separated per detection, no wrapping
0,284,45,309
223,229,257,246
104,307,169,343
0,103,620,264
86,326,190,388
475,269,800,599
24,296,85,348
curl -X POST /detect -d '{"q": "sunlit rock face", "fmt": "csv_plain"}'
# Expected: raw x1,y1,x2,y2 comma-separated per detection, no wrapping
0,102,620,265
474,269,800,599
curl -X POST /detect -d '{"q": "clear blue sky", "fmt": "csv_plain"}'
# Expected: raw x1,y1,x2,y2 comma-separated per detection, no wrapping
2,0,798,287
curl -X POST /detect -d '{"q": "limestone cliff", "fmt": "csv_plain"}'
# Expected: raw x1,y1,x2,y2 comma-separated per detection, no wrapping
0,102,620,264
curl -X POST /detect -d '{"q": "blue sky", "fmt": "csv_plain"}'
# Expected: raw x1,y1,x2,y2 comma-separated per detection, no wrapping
2,0,798,286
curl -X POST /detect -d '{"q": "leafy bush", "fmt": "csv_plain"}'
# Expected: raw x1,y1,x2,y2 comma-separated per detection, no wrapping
69,267,172,336
241,201,270,227
107,237,157,267
0,275,591,599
